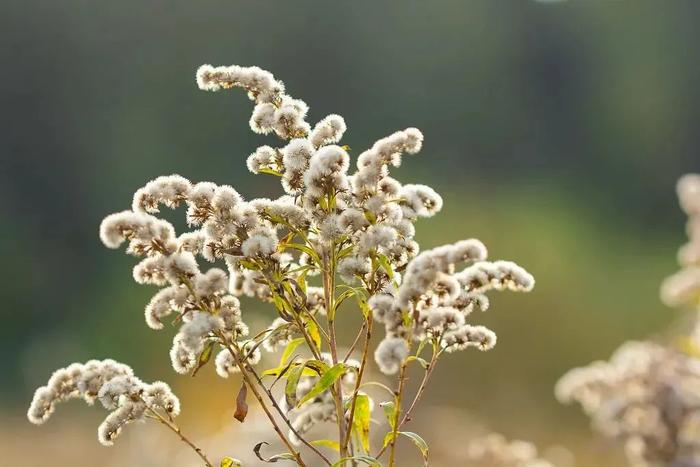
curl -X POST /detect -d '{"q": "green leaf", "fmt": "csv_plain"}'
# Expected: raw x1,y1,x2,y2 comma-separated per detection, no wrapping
305,317,322,350
297,269,309,293
264,358,326,378
272,294,287,314
415,338,427,358
399,431,429,466
374,253,394,280
318,195,329,212
297,363,346,407
310,439,340,452
258,168,283,177
304,359,329,375
285,363,306,408
280,338,305,367
356,296,371,319
333,288,357,316
337,245,355,260
238,258,258,270
285,243,321,265
359,381,395,397
269,358,297,390
383,431,395,448
253,442,297,463
352,394,371,453
406,355,429,370
220,456,241,467
191,340,216,377
380,401,397,430
331,455,381,467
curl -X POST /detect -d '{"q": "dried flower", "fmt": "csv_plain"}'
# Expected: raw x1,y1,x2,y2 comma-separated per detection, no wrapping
28,360,179,447
30,63,536,467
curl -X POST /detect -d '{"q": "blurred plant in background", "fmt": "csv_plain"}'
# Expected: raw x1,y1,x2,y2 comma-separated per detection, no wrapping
466,433,553,467
556,175,700,467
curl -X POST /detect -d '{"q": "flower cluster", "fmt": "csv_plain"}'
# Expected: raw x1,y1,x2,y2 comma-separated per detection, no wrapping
556,341,700,467
466,433,554,467
100,197,252,376
29,63,536,466
371,241,534,374
27,360,179,446
661,174,700,309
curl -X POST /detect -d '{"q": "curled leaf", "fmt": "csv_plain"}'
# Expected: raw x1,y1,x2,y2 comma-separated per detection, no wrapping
399,431,429,466
191,340,216,377
253,442,297,463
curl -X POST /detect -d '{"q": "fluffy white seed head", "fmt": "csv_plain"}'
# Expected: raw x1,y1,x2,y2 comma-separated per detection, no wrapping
678,174,700,216
247,145,277,174
310,114,347,147
374,337,409,375
28,360,177,447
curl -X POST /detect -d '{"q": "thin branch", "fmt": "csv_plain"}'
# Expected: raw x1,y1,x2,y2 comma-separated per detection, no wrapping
323,246,348,462
387,360,409,467
374,349,440,460
142,401,213,467
341,314,373,452
343,320,367,363
219,337,307,467
242,347,334,466
396,351,439,429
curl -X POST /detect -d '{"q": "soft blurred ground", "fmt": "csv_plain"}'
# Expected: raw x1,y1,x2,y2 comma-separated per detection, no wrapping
2,1,699,466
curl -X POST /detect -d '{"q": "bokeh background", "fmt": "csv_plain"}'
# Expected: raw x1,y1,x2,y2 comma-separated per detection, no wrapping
2,0,700,465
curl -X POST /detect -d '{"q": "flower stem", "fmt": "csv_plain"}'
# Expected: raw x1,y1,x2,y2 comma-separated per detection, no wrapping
323,246,348,463
341,313,373,452
387,360,408,467
143,403,213,467
375,349,439,461
220,339,307,467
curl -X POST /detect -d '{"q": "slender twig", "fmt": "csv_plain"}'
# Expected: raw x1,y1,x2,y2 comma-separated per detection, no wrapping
387,360,409,467
341,314,373,452
323,246,348,462
396,351,439,429
375,349,440,460
142,401,213,467
242,348,334,466
343,320,367,363
218,337,307,467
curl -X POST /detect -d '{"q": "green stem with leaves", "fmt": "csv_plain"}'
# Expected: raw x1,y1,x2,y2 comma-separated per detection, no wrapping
375,346,440,461
219,337,307,467
387,359,409,467
322,245,349,463
341,313,373,453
